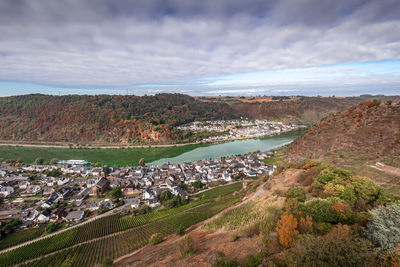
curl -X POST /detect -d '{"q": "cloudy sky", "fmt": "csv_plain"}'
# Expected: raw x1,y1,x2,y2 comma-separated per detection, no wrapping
0,0,399,96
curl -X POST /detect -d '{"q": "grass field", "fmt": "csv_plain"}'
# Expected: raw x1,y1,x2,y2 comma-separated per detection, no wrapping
0,144,209,166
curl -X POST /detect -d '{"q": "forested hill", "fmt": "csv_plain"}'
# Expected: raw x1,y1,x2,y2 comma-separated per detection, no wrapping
0,94,236,143
0,94,399,144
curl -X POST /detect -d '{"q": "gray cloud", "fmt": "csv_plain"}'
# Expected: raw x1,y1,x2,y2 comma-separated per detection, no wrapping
0,0,399,93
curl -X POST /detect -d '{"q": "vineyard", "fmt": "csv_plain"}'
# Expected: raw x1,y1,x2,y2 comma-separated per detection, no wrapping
0,190,245,267
0,227,44,250
204,198,279,231
195,182,243,199
14,195,243,267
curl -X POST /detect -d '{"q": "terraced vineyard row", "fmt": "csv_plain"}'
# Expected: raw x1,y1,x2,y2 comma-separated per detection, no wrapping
0,199,208,267
0,228,45,250
17,195,243,267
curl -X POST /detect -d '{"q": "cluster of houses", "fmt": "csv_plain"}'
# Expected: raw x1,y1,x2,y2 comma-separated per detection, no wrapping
177,119,303,142
0,150,276,229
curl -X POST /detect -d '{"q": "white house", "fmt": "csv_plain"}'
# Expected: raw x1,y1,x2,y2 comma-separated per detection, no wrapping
0,186,14,197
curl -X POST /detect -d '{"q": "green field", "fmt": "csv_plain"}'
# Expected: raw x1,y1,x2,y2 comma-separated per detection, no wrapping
0,144,209,166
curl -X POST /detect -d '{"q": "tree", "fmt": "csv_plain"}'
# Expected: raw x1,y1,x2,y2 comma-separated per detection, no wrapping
191,181,204,189
45,222,60,234
276,214,298,248
103,165,111,174
49,158,59,165
35,157,44,165
138,158,145,166
109,186,122,199
363,204,400,250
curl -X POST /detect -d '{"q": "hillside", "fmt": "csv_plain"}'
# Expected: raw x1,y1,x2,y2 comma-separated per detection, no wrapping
288,100,400,194
230,95,400,123
0,94,399,144
0,94,236,144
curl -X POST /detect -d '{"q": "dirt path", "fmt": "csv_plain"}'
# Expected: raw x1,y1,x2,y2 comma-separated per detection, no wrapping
370,162,400,177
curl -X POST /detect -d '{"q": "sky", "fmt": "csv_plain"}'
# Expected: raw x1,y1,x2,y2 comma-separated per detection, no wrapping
0,0,399,96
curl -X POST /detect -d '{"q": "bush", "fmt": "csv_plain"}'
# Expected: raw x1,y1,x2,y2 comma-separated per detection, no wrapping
240,221,260,238
49,158,59,165
45,222,59,234
300,198,355,224
285,187,307,202
102,258,113,267
177,235,196,257
244,253,264,267
211,257,239,267
176,226,185,236
363,204,400,250
35,157,44,165
285,225,378,267
298,215,313,234
230,233,239,242
148,233,163,245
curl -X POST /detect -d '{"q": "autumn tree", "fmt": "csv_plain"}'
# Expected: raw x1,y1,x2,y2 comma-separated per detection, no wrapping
276,214,298,248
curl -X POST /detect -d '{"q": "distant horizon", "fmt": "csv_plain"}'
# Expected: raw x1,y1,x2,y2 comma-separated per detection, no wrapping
1,91,399,98
1,1,399,96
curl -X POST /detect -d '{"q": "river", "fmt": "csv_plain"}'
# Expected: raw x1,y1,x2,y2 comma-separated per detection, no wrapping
148,129,304,165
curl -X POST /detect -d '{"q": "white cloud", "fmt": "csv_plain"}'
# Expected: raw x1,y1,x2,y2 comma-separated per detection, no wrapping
0,0,399,95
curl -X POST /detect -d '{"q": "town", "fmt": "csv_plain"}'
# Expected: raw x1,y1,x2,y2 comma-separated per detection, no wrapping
177,119,304,142
0,151,276,234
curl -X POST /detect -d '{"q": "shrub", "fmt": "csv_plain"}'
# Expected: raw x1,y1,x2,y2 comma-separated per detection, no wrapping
240,221,260,238
244,253,264,267
363,204,400,250
102,258,113,267
230,233,239,242
177,235,196,257
276,214,298,248
49,158,59,165
285,225,378,267
176,226,185,236
300,198,355,224
148,233,163,245
298,215,313,234
35,157,44,165
284,187,307,202
45,222,60,234
211,257,239,267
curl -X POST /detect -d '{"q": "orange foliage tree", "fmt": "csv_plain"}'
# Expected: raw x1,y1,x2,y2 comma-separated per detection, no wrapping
276,214,299,248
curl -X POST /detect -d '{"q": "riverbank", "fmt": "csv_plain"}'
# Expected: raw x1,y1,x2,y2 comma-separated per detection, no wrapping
0,129,306,166
0,127,306,149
